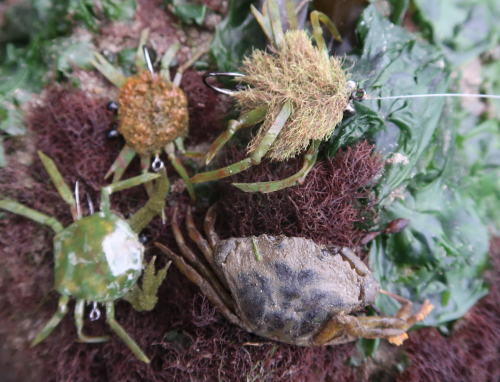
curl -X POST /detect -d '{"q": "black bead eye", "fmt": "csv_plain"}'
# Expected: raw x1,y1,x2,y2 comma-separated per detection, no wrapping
107,101,119,112
139,229,151,245
107,129,120,139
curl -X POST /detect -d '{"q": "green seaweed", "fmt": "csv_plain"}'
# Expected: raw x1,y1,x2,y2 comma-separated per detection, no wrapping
326,5,492,332
412,0,500,66
211,0,266,73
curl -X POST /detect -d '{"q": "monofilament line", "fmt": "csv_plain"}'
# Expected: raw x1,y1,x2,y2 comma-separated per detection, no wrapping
369,93,500,100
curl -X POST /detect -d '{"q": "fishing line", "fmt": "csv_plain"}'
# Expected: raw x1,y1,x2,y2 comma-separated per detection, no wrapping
367,93,500,100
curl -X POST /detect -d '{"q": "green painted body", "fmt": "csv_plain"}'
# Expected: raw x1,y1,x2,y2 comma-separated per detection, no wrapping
54,212,143,301
0,152,171,362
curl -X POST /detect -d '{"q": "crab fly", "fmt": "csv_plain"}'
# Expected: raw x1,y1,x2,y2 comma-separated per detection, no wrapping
0,152,170,363
189,0,365,193
156,205,433,347
90,28,208,200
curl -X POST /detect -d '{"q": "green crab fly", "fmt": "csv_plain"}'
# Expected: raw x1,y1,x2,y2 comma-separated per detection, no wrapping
190,0,364,193
90,28,207,200
0,152,170,363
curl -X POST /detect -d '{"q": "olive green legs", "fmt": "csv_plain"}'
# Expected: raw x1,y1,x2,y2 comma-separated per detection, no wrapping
100,172,161,213
190,102,291,184
251,0,283,49
0,151,80,227
233,139,320,193
74,299,108,343
190,104,320,193
31,296,150,362
127,167,169,233
104,145,137,183
31,295,70,347
201,105,268,166
38,151,79,221
0,199,64,234
312,291,434,346
105,301,151,363
165,142,196,200
89,52,128,88
251,0,342,52
310,10,343,53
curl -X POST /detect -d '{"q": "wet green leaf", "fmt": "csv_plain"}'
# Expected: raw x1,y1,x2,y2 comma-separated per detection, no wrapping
100,0,136,21
0,107,26,136
167,0,207,25
387,0,409,25
412,0,500,66
326,6,491,329
328,5,451,202
211,0,266,72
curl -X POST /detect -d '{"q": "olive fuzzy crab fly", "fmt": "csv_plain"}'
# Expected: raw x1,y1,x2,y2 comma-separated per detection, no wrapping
190,0,365,193
156,205,433,347
0,152,170,363
90,28,207,200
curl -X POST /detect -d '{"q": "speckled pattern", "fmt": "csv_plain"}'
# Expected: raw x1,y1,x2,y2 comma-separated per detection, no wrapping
213,235,371,346
118,71,189,155
54,212,143,301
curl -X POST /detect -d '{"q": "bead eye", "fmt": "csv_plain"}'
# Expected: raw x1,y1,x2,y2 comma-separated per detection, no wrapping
139,229,151,245
107,129,120,139
107,101,119,113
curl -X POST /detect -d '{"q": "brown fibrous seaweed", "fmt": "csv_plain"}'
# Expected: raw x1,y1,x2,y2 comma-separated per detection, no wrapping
217,140,383,248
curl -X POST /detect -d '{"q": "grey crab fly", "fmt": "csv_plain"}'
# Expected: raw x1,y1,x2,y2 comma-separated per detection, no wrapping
156,205,433,347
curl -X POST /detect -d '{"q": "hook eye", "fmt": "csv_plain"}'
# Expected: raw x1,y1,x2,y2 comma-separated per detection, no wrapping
202,72,245,95
152,155,164,172
351,88,367,102
75,177,95,216
89,302,101,321
143,45,155,80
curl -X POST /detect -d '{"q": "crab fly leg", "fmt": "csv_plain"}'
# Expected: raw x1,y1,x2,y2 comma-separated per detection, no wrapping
104,145,137,183
89,52,127,88
134,28,150,72
203,204,220,249
74,299,109,343
100,172,161,213
284,0,299,30
310,10,343,53
38,151,79,221
233,138,320,193
379,290,434,345
312,292,433,346
155,243,245,329
185,208,215,269
139,155,155,197
170,207,233,308
200,105,268,166
160,42,181,82
0,199,64,233
31,295,70,347
165,142,196,200
172,45,211,87
339,295,433,345
190,102,291,184
251,0,283,49
127,167,169,234
174,137,205,159
104,301,150,363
